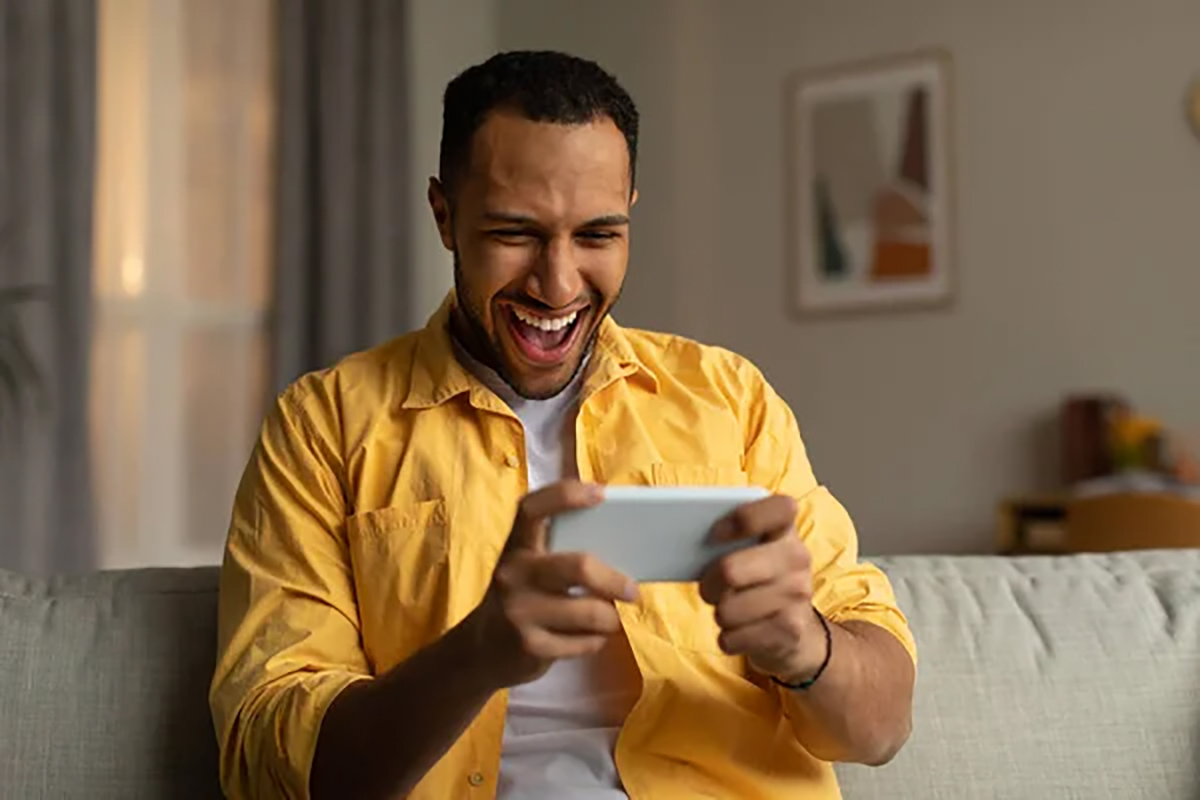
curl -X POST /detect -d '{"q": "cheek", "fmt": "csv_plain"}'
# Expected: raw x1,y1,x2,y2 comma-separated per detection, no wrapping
581,246,628,300
462,241,535,300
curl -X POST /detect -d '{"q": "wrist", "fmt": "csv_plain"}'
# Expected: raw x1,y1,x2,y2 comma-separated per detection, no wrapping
773,607,833,690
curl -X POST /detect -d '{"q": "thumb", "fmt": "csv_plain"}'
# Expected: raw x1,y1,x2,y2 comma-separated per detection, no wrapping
505,481,604,554
507,504,549,554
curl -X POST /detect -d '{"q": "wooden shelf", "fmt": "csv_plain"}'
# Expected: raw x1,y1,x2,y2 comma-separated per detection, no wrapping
997,492,1200,555
996,495,1069,555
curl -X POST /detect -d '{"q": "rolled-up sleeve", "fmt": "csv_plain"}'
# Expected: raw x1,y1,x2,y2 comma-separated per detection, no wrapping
741,369,917,664
209,380,372,799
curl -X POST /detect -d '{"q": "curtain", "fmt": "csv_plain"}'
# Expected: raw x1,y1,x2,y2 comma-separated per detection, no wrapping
272,0,412,393
0,0,96,574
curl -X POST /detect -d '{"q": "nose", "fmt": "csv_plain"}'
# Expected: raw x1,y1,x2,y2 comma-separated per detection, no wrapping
527,235,584,308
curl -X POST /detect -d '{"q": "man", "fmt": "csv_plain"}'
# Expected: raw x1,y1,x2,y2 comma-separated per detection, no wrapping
210,50,916,800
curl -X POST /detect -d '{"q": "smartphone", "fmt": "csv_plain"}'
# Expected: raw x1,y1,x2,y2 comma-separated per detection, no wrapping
547,484,770,583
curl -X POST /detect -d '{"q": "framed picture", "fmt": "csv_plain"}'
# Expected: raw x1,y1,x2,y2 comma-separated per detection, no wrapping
788,50,956,316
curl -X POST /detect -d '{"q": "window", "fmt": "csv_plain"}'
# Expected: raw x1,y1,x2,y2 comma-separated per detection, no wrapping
91,0,276,568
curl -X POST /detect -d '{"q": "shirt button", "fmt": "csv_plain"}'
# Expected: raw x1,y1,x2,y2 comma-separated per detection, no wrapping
504,454,519,468
468,772,485,787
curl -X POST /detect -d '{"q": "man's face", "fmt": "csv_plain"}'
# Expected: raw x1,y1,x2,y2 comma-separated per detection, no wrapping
430,110,636,400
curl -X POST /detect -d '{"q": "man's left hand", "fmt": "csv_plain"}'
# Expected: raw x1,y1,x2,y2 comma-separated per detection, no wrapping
698,495,826,684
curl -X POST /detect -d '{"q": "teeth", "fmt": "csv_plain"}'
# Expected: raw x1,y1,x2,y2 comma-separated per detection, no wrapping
512,307,578,332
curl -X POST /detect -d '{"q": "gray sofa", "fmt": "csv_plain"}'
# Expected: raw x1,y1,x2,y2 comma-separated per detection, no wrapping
3,551,1199,799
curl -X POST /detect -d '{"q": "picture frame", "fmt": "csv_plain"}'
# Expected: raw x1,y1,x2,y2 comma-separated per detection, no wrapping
1187,77,1200,140
787,49,956,317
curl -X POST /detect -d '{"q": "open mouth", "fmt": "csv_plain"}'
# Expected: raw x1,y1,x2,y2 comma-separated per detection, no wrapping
503,304,587,366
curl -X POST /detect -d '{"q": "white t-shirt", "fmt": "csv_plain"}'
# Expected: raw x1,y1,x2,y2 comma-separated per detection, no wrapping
454,342,640,799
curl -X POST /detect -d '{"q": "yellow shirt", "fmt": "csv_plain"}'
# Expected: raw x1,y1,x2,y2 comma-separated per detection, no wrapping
210,297,916,800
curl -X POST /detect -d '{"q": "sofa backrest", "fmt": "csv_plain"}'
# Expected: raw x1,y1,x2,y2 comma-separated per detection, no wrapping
0,568,221,799
836,550,1200,799
2,551,1198,799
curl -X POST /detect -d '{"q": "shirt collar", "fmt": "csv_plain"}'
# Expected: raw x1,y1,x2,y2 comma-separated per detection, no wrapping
401,291,658,411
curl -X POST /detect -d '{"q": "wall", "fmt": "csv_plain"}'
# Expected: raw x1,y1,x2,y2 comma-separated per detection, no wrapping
428,0,1200,555
700,0,1200,555
405,0,497,327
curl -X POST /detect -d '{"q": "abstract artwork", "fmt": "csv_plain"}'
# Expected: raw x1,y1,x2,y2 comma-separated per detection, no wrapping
789,51,955,315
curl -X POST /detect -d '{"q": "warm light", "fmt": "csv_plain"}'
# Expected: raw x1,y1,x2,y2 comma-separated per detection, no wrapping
120,254,145,296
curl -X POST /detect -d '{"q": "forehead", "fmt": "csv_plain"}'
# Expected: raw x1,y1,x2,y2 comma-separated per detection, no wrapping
460,110,631,219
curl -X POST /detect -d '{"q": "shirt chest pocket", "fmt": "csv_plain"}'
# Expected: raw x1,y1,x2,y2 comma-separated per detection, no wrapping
345,499,453,673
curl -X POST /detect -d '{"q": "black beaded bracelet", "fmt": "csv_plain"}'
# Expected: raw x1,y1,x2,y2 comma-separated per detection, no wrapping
771,610,832,691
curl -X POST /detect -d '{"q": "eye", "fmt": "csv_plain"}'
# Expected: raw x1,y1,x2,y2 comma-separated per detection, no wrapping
488,228,536,243
576,230,619,244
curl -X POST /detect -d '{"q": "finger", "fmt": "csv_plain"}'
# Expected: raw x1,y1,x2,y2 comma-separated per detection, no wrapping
529,552,639,603
700,536,807,603
520,628,610,661
710,494,799,543
507,481,605,553
716,609,806,659
713,574,811,630
521,595,623,636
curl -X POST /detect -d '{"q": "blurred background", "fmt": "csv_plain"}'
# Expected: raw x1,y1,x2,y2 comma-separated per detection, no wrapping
0,0,1198,574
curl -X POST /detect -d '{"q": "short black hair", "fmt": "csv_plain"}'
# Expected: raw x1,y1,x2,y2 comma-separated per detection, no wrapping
438,50,639,196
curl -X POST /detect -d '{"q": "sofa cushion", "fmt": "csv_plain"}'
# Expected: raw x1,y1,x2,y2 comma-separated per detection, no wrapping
0,567,221,799
3,551,1199,799
837,550,1200,799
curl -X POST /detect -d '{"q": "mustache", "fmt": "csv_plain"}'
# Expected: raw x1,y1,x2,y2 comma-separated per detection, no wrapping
498,292,600,312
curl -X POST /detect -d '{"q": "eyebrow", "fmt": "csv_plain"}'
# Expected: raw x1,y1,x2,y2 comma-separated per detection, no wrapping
482,212,630,228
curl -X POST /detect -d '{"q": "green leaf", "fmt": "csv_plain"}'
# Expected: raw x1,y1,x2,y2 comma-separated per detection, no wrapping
5,316,47,411
0,282,48,425
0,285,47,308
0,355,21,431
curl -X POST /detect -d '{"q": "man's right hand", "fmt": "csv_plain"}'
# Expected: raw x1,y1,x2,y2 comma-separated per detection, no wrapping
311,481,636,799
466,480,640,689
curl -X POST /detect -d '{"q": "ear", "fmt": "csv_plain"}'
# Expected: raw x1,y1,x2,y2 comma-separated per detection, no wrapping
630,188,639,208
427,177,456,251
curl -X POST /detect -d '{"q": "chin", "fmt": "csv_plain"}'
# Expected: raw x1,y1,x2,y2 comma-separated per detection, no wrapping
503,361,582,401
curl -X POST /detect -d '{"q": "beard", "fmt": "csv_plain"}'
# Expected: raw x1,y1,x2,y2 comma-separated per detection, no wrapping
451,249,611,400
